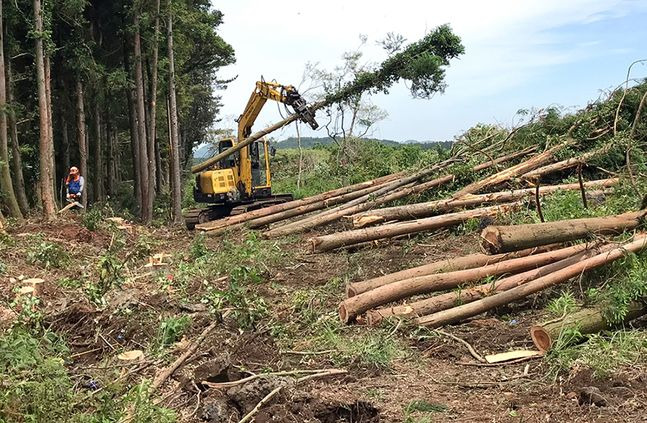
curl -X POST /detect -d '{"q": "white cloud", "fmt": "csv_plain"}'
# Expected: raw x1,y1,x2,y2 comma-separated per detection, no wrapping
211,0,647,140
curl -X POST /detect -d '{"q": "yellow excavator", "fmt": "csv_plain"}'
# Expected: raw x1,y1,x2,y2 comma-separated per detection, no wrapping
184,80,319,229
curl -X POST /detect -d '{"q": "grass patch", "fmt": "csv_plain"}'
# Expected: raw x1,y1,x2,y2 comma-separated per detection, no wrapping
548,330,647,378
547,291,578,316
156,315,192,350
403,399,448,423
0,328,176,422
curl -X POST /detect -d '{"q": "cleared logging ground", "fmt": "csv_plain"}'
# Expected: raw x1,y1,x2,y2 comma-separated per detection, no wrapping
3,81,647,422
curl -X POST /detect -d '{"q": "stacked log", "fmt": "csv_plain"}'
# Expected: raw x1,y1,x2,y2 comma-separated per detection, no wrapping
310,203,519,253
346,244,558,297
366,242,611,325
336,232,647,329
351,179,618,228
262,148,537,238
416,234,647,328
338,242,593,323
196,172,404,232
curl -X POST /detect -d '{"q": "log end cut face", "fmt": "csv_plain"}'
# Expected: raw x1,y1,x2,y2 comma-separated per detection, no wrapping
530,325,552,352
480,227,503,254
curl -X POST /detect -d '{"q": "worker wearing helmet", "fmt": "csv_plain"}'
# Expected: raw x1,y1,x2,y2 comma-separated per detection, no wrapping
66,166,85,202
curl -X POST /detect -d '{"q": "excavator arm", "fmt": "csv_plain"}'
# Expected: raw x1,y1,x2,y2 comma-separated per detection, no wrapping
236,81,319,196
237,81,318,140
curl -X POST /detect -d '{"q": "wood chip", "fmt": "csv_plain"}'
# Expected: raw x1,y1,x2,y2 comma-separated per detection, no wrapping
485,350,541,364
118,350,145,361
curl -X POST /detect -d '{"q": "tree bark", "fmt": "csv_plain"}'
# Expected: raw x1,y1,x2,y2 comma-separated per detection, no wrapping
338,241,590,323
127,83,141,208
44,55,55,204
311,203,519,253
123,44,141,210
417,235,647,328
263,164,456,239
471,146,537,172
134,17,152,223
523,146,609,181
452,142,569,198
351,179,618,228
0,4,23,219
34,0,56,218
167,0,182,224
481,211,646,254
368,244,610,325
248,178,409,229
93,99,103,202
61,111,70,174
148,0,161,196
530,302,647,352
106,115,115,196
196,172,402,232
5,59,29,214
76,80,88,208
347,244,559,297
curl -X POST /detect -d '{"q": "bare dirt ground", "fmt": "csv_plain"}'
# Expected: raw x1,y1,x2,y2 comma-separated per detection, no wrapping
2,216,646,422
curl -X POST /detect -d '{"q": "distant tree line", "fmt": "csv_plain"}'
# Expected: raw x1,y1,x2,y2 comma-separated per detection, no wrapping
274,136,454,151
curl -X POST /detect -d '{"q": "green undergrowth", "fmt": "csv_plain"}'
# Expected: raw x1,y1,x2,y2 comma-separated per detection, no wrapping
545,250,647,377
173,232,287,329
403,399,449,423
0,327,175,423
271,277,407,370
547,330,647,378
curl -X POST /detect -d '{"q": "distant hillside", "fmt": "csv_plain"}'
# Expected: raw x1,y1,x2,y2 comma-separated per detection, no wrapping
193,136,453,160
275,136,453,150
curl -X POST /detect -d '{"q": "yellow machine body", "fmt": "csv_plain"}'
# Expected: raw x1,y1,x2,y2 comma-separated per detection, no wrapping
198,168,237,195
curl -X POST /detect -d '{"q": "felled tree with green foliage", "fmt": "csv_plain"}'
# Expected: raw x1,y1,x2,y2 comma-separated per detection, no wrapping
323,24,464,105
309,24,464,160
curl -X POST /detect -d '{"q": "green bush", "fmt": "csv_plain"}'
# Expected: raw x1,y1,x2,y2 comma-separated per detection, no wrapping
27,240,69,269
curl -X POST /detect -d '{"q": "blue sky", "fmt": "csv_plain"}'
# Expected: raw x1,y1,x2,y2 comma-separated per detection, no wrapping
212,0,647,142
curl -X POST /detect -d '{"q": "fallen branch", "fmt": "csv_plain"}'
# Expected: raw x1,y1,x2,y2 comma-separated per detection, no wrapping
150,320,220,391
434,329,485,362
202,368,345,390
417,234,647,328
236,369,347,423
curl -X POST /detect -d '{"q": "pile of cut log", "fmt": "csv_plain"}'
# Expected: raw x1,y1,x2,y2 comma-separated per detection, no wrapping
196,141,620,251
338,214,647,334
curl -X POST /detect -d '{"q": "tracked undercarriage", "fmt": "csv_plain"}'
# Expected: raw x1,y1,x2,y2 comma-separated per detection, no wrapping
184,194,293,230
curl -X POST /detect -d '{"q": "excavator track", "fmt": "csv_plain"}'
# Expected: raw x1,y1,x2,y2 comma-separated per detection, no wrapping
184,194,293,230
